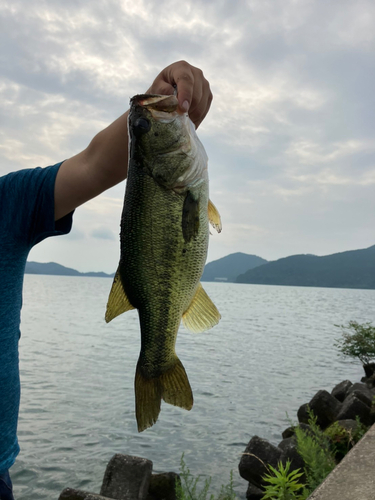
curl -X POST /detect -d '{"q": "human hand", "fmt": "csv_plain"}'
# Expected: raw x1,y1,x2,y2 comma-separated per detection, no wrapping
146,60,213,129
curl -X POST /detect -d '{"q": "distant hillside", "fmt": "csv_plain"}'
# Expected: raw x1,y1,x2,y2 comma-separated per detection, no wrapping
201,252,267,282
236,245,375,290
25,261,114,278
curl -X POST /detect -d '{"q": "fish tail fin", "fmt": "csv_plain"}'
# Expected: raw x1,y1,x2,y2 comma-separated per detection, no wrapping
135,357,193,433
161,357,194,410
135,362,162,433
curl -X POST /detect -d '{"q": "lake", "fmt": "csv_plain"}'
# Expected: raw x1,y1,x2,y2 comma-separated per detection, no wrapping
12,275,374,499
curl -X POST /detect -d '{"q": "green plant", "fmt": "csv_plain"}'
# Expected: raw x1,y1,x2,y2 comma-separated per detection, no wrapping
353,415,369,442
261,460,307,500
335,321,375,366
294,409,336,493
176,454,237,500
324,417,368,459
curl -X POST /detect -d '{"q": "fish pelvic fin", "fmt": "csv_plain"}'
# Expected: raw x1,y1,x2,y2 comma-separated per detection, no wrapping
182,283,221,333
105,267,135,323
208,199,222,233
135,357,193,433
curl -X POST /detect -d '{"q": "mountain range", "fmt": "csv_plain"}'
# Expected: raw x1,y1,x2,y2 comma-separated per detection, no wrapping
25,244,375,290
25,261,114,278
236,245,375,289
201,252,267,282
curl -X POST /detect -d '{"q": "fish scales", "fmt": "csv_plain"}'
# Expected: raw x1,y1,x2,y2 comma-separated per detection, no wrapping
106,94,222,431
120,171,208,374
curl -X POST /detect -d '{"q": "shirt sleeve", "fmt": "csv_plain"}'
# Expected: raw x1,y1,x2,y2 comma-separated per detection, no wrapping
0,162,74,249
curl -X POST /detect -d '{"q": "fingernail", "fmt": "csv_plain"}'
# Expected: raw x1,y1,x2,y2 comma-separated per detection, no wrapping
181,100,189,112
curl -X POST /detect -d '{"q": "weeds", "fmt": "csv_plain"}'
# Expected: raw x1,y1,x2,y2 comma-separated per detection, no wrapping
176,454,237,500
294,408,336,492
324,416,369,459
261,460,307,500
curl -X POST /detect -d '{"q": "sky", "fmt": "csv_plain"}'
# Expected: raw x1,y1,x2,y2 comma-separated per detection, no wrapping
1,0,374,273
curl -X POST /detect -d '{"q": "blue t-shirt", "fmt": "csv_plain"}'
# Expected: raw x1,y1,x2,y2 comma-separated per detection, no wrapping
0,162,73,472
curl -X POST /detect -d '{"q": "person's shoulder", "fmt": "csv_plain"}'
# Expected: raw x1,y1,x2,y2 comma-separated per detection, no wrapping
0,163,63,191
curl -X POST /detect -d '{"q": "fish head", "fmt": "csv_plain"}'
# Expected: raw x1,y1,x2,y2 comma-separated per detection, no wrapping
129,94,208,192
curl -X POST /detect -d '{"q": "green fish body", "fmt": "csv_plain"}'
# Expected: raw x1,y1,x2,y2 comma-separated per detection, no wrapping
106,94,221,431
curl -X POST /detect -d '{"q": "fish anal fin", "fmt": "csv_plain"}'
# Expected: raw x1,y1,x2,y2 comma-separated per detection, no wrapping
135,357,193,432
208,199,222,233
105,267,135,323
182,283,221,333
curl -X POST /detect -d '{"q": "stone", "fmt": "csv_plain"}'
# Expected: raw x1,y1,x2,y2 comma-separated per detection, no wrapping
147,473,180,500
363,362,375,378
100,454,153,500
336,394,372,426
331,380,352,402
325,419,365,462
59,489,112,500
347,390,372,408
370,405,375,425
346,383,373,407
278,436,296,451
246,482,264,500
282,423,312,440
239,436,282,488
333,419,361,434
297,390,342,429
297,403,310,425
365,373,375,388
278,437,306,481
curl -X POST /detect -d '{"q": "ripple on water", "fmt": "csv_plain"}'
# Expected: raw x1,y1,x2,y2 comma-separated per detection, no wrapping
12,277,373,499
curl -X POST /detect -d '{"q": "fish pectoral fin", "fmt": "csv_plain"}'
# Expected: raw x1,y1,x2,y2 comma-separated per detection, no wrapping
135,357,193,432
208,199,222,233
105,267,135,323
182,283,221,333
182,190,200,243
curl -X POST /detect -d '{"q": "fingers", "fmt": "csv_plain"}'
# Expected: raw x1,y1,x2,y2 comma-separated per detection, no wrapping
147,61,213,129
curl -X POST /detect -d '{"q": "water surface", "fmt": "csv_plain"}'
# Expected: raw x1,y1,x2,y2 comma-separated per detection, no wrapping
13,276,373,499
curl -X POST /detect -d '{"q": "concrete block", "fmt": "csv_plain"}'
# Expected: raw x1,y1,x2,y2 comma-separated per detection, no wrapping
59,488,112,500
239,436,282,487
147,472,180,500
100,454,153,500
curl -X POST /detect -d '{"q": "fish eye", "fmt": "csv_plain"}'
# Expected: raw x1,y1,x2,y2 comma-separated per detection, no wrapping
134,117,151,133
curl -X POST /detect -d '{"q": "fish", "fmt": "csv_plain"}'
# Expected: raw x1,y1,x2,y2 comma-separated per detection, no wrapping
105,93,222,432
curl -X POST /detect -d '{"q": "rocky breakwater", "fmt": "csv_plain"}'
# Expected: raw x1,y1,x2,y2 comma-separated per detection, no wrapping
59,454,179,500
238,378,375,500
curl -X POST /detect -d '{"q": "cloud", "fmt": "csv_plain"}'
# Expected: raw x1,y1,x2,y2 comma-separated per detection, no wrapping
90,226,116,240
1,0,375,270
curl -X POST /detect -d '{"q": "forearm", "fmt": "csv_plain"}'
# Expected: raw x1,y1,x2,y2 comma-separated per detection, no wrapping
54,61,212,221
85,110,130,190
54,110,129,221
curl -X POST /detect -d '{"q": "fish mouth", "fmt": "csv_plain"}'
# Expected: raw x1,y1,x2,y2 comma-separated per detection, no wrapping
131,94,188,153
131,94,186,123
133,94,180,113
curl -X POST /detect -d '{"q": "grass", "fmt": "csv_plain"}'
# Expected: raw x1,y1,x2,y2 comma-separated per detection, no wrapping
175,454,237,500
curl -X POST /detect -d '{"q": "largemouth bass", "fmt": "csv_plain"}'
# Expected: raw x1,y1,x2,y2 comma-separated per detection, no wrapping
105,94,221,432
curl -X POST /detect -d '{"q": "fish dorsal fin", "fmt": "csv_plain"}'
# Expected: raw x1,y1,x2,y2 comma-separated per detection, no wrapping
105,267,135,323
208,199,222,233
182,283,221,333
182,191,200,243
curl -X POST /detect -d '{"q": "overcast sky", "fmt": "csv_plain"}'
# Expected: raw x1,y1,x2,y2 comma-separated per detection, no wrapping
1,0,374,273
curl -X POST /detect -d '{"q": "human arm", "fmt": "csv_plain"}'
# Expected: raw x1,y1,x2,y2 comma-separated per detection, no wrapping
54,61,212,221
